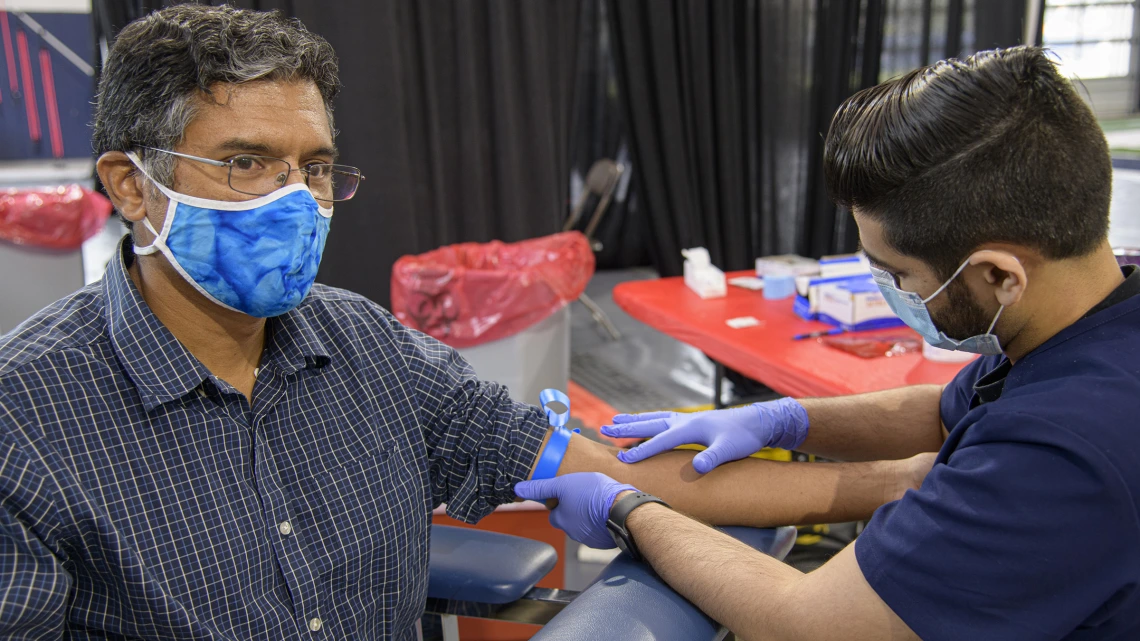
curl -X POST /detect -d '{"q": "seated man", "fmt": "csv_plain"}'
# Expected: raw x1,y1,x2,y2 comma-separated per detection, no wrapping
0,6,927,639
518,47,1140,640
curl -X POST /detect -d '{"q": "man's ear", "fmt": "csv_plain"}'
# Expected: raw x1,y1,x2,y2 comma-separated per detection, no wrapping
969,250,1026,307
96,151,148,224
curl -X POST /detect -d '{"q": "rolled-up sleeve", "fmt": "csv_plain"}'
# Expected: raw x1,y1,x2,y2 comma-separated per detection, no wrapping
384,312,548,523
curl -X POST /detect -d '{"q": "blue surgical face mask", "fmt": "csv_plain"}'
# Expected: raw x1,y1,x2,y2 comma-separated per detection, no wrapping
870,259,1005,356
126,151,332,318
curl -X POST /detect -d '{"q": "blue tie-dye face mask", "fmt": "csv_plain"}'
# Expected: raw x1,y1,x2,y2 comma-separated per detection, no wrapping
126,151,332,318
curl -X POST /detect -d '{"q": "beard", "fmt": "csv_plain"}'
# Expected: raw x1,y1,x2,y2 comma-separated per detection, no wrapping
930,277,996,340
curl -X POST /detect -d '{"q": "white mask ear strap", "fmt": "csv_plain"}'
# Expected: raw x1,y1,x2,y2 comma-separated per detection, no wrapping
125,151,176,256
986,305,1005,335
134,216,164,255
125,150,182,203
922,259,972,304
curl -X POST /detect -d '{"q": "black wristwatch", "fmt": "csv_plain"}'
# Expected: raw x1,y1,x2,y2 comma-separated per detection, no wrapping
606,491,670,561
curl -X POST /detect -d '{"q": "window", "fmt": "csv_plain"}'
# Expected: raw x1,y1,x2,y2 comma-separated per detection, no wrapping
1043,0,1136,79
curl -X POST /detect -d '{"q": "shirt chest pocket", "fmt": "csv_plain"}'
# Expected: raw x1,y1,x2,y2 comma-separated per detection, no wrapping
291,439,426,592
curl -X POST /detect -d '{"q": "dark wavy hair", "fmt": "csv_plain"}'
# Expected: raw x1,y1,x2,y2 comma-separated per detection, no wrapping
824,46,1111,279
93,4,340,188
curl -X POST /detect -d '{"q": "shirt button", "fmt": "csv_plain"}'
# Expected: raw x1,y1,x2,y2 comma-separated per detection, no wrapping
278,521,293,536
308,617,323,632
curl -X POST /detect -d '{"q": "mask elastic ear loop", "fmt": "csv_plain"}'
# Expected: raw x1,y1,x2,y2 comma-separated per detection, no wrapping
985,305,1005,335
922,259,972,304
125,150,186,203
133,216,166,256
125,150,176,256
983,254,1023,334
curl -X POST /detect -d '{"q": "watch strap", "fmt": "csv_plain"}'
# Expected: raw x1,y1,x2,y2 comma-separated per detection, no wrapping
607,492,669,561
609,491,669,525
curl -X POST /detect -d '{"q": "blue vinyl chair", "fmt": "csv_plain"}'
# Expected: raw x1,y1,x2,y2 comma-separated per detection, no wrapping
424,524,797,641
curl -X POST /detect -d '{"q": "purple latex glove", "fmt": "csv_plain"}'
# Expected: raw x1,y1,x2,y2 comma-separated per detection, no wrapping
601,397,809,474
514,473,637,550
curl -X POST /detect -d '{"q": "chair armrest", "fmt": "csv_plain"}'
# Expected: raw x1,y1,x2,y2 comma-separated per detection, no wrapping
530,526,797,641
427,524,558,605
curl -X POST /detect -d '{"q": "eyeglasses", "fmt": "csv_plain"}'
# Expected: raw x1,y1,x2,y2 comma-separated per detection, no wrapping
139,146,364,202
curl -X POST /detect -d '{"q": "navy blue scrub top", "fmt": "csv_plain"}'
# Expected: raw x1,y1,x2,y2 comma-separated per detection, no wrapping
856,266,1140,641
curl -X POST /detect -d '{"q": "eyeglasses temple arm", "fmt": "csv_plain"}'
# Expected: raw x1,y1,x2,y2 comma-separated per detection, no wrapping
139,146,229,168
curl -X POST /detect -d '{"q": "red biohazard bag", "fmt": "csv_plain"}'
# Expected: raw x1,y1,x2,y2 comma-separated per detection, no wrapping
391,231,595,348
0,185,112,251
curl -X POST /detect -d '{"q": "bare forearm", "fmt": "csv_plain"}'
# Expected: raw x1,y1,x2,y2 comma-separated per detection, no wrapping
620,453,904,527
559,435,906,527
797,384,944,461
626,502,803,639
626,503,916,641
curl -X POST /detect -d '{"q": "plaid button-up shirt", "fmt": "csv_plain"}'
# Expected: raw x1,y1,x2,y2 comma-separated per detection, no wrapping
0,239,547,639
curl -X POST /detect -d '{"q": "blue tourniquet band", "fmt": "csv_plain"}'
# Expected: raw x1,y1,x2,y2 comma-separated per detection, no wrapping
532,389,579,480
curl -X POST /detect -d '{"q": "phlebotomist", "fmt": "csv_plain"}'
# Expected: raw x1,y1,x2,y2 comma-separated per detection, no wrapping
516,46,1140,641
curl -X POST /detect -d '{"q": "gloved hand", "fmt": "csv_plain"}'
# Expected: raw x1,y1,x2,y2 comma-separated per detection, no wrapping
514,473,637,550
601,397,809,474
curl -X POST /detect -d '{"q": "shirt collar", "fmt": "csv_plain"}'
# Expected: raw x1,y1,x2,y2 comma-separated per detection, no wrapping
104,238,332,408
103,238,211,411
971,357,1011,408
265,300,332,375
1081,264,1140,319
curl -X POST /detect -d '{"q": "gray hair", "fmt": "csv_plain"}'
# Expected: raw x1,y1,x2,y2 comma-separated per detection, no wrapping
93,4,340,189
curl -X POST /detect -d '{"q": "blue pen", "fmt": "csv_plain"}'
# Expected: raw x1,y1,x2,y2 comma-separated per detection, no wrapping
793,328,846,341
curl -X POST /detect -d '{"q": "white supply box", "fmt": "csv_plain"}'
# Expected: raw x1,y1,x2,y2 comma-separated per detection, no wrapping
755,254,819,277
793,254,873,320
819,253,870,277
816,278,904,331
682,247,726,299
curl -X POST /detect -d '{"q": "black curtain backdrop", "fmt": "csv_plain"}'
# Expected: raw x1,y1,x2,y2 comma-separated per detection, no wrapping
93,0,581,307
605,0,755,276
605,0,1038,278
301,1,581,306
568,0,651,270
605,0,888,277
805,0,886,261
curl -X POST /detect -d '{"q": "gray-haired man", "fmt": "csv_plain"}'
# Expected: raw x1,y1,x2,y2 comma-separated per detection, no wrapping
0,6,610,638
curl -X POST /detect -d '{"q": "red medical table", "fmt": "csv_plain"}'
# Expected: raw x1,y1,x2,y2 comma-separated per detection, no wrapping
613,272,973,403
